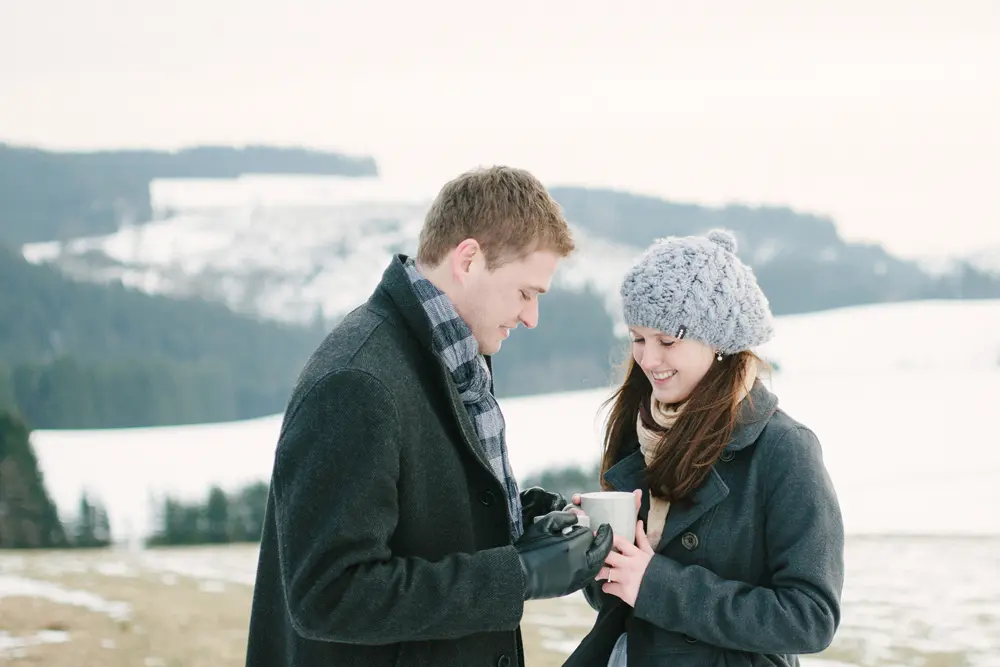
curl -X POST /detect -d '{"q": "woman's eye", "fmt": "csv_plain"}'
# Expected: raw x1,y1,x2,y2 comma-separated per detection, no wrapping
659,340,674,347
632,338,644,344
520,290,529,301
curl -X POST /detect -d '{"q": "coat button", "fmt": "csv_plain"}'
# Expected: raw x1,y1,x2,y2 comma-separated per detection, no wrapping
480,490,496,506
497,654,511,667
681,532,699,550
720,450,735,462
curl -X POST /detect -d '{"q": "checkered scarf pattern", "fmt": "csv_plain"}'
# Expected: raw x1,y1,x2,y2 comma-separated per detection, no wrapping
403,257,524,539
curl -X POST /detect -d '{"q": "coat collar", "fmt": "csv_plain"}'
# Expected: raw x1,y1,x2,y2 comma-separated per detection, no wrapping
725,380,779,452
370,254,496,378
369,255,497,471
370,254,435,352
601,380,778,551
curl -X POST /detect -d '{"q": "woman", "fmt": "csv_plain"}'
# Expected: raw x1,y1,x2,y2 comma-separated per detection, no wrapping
565,229,844,667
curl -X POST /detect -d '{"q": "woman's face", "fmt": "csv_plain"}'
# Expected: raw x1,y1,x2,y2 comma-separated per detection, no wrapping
630,325,715,405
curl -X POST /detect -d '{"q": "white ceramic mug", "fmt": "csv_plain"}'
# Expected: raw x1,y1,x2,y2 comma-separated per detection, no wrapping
579,491,638,544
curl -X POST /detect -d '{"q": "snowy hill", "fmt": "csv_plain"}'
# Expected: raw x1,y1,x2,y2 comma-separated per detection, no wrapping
757,299,1000,373
28,299,1000,544
969,247,1000,275
24,174,997,331
21,175,642,326
916,245,1000,278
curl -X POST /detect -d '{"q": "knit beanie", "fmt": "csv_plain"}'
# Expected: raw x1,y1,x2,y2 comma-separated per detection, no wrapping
620,229,774,354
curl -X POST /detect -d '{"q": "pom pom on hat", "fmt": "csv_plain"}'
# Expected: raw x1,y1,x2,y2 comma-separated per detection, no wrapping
707,229,738,254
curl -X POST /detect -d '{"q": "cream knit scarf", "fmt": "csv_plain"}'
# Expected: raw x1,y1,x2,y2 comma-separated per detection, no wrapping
636,358,758,549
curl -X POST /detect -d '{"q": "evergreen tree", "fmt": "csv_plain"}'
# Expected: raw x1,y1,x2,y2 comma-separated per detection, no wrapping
0,242,321,429
205,486,230,543
71,491,111,547
229,481,269,542
75,492,97,546
0,362,13,410
0,410,68,548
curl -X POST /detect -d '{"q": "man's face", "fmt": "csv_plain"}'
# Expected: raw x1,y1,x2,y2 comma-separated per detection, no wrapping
451,247,561,356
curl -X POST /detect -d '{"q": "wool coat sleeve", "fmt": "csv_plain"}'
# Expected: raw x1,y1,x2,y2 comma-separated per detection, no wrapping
272,368,526,644
632,425,845,654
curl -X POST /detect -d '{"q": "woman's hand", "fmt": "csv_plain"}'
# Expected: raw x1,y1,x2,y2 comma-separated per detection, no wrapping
596,519,655,607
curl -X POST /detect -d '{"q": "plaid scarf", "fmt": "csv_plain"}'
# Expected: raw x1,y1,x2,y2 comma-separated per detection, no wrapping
403,257,524,539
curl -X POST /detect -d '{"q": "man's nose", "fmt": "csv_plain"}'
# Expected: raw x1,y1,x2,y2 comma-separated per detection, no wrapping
520,300,539,329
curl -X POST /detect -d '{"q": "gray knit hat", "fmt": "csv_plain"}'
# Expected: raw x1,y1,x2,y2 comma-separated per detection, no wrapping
620,229,774,354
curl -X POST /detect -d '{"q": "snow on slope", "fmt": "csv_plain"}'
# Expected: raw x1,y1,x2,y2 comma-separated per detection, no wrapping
757,299,1000,373
21,175,996,329
20,175,645,325
22,177,435,323
967,246,1000,275
916,245,1000,278
28,300,1000,543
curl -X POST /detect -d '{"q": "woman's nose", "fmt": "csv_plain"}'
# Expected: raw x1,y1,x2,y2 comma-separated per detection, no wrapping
637,346,659,370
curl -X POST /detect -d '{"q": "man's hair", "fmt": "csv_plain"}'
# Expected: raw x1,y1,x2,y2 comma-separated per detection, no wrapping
417,166,575,269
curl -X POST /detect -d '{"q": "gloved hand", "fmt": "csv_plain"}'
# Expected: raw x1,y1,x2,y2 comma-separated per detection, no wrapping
514,511,613,600
520,486,570,525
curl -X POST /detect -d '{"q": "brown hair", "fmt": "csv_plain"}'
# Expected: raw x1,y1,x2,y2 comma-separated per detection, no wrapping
417,166,575,269
600,350,762,503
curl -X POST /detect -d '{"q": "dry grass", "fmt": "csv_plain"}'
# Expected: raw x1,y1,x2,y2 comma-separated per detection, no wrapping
0,546,589,667
2,544,979,667
1,549,253,667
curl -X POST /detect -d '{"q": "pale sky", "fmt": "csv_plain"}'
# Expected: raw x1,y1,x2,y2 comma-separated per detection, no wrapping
2,0,998,257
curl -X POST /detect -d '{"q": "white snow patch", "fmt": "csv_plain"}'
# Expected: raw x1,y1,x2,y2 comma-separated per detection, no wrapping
0,630,71,658
0,575,131,621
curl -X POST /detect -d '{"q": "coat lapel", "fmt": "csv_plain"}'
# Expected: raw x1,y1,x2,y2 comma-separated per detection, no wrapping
601,450,651,525
373,254,494,474
656,469,729,550
602,450,731,551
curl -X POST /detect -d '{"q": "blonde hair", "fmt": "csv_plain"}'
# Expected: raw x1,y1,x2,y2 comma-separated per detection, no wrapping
417,166,575,268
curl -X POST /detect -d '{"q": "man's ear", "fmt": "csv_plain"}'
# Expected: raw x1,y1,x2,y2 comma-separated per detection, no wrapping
450,238,482,282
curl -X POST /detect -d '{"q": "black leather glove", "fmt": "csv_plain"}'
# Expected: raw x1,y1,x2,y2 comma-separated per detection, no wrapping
514,511,613,601
520,486,570,525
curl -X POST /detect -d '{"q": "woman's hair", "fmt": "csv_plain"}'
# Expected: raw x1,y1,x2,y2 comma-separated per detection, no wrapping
600,349,763,503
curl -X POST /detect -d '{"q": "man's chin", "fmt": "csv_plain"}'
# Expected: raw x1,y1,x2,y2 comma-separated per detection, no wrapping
474,335,502,356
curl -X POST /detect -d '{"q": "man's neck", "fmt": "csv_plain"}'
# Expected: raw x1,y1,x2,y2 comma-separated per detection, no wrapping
414,259,457,304
413,257,482,358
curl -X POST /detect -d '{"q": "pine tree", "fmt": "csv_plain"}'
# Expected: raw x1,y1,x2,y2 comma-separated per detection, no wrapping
0,409,68,548
72,492,110,547
205,486,230,543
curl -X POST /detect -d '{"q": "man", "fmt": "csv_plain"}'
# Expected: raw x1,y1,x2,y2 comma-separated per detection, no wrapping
246,166,614,667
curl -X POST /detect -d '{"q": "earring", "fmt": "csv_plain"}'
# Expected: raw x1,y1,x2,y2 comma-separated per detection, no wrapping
716,351,723,361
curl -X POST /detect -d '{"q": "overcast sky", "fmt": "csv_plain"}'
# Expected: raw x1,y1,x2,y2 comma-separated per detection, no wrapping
2,0,998,257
